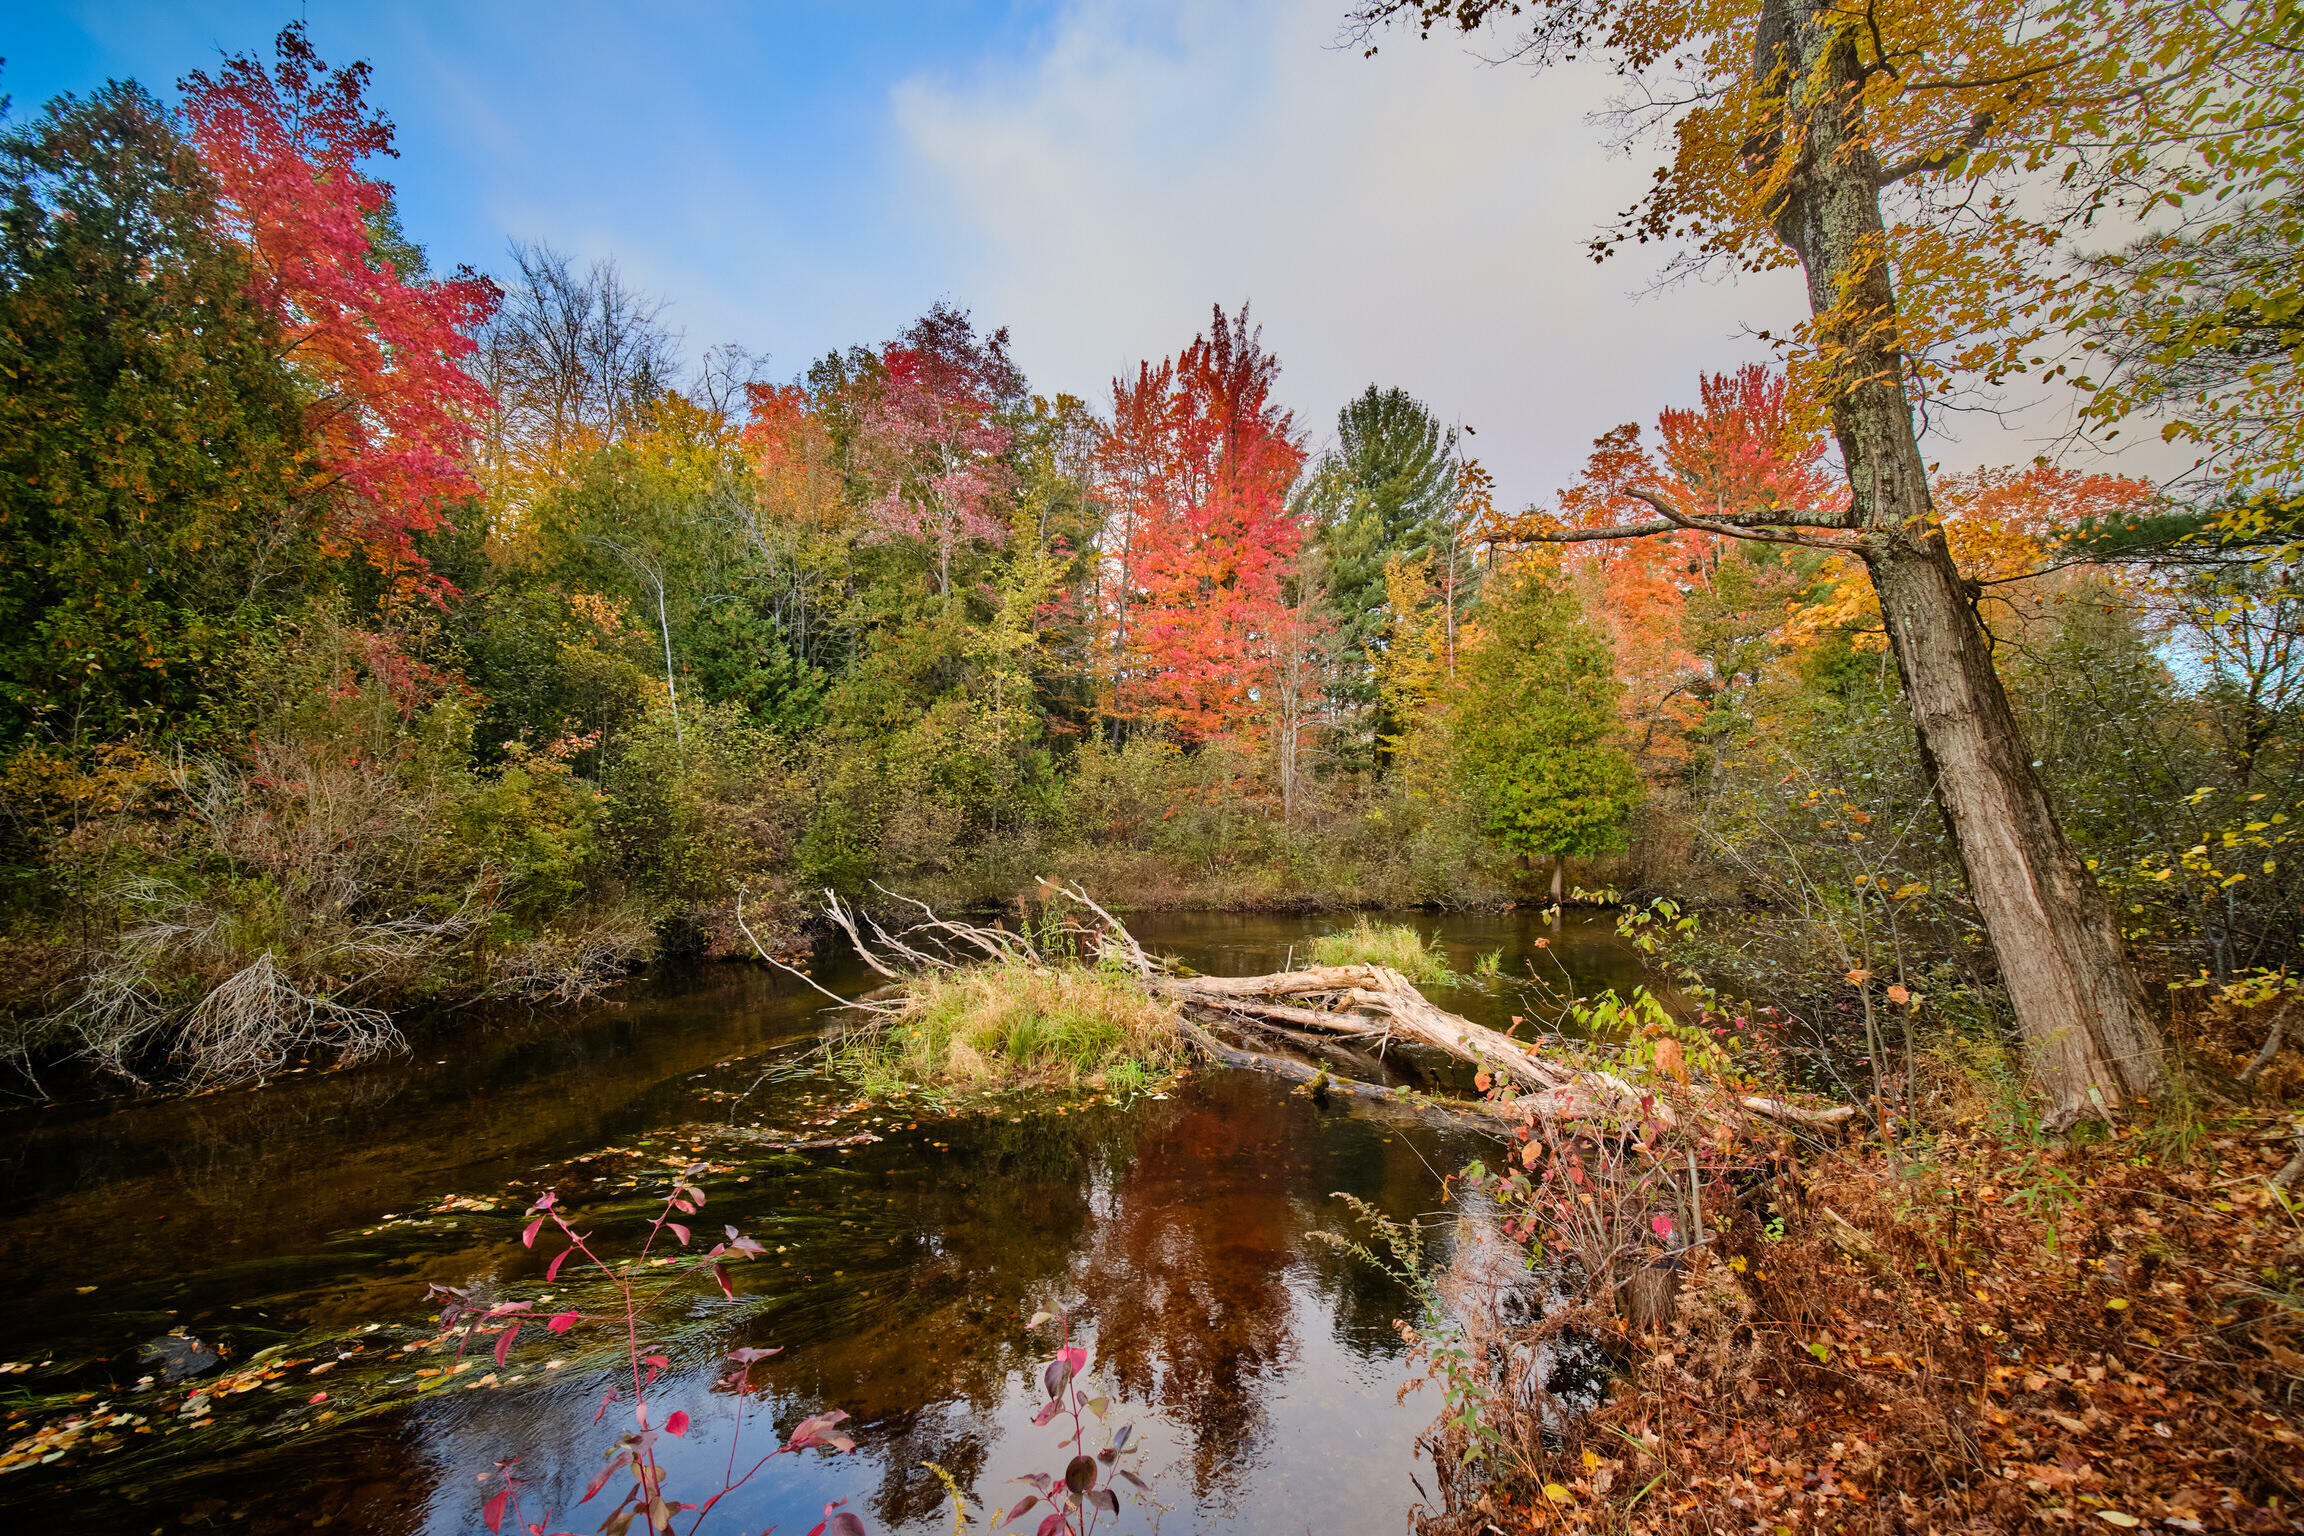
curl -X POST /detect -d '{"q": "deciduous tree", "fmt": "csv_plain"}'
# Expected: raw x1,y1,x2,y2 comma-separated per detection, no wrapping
182,22,498,608
1356,0,2211,1121
1101,305,1308,744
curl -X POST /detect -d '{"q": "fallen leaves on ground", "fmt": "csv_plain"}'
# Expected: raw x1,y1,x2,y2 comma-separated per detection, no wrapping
1427,1120,2303,1533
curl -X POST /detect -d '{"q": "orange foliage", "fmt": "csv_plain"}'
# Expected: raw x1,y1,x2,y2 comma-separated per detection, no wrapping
1791,466,2160,650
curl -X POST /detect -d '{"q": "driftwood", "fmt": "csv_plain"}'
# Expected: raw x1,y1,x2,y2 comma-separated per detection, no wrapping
756,884,1856,1139
1159,961,1855,1136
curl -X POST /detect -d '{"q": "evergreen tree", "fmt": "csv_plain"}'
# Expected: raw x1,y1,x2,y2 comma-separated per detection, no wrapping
1300,385,1457,763
0,84,310,743
1452,560,1641,883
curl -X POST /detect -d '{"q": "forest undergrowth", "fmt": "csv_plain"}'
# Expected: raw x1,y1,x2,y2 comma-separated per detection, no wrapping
1394,995,2304,1536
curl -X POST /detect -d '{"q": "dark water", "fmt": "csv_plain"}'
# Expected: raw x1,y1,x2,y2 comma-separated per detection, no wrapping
0,909,1643,1534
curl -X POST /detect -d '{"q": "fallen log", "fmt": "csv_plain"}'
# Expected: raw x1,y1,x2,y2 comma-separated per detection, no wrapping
758,884,1856,1138
1162,961,1854,1135
1175,1020,1501,1135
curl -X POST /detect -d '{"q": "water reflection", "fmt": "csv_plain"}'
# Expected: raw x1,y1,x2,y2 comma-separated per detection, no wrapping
0,907,1634,1533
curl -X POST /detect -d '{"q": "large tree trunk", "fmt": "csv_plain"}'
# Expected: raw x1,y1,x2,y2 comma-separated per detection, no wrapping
1765,0,2166,1123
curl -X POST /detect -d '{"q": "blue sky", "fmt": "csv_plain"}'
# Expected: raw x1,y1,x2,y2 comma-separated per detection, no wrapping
4,1,2103,502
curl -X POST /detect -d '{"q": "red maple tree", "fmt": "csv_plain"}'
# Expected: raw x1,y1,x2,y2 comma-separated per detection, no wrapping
852,303,1023,600
183,23,499,607
1529,365,1846,761
1097,305,1307,742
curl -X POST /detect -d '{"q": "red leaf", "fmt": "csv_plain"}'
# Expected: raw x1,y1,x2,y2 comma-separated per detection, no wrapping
1035,1510,1066,1536
547,1311,579,1334
493,1323,520,1367
482,1489,510,1534
713,1264,734,1299
668,1223,691,1246
522,1217,544,1249
545,1246,574,1282
664,1411,689,1437
1002,1495,1038,1527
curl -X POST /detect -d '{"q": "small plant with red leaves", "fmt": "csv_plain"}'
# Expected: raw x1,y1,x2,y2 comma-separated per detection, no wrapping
437,1171,868,1536
993,1309,1153,1536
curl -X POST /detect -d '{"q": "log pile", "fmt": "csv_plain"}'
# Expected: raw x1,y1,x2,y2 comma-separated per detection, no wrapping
750,883,1854,1138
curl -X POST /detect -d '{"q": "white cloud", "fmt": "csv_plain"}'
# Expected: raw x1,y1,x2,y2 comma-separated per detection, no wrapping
889,0,2183,505
889,0,1805,506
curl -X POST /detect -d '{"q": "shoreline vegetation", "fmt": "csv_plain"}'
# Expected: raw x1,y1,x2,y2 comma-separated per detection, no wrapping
786,886,1855,1136
0,13,2300,1536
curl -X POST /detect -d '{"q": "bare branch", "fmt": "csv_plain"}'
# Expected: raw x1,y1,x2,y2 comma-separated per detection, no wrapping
1617,488,1865,553
1878,111,1998,186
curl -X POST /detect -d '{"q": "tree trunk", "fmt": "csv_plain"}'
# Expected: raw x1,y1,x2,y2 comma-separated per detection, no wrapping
1764,0,2166,1123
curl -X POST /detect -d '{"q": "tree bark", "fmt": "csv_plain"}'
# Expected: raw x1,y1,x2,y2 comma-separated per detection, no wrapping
1764,0,2166,1123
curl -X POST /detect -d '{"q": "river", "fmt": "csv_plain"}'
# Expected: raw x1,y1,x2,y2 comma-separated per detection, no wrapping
0,908,1647,1535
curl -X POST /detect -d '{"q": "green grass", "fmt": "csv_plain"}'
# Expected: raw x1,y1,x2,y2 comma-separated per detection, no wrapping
1308,916,1458,986
836,957,1183,1094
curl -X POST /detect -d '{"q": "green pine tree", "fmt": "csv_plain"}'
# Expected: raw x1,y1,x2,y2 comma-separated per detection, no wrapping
1451,561,1641,877
1299,385,1460,766
0,83,311,744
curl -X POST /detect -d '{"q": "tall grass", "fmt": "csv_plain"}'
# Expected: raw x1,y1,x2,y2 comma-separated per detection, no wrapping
838,958,1182,1094
1309,917,1458,986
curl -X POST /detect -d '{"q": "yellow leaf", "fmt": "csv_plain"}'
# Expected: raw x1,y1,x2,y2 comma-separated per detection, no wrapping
1543,1483,1573,1504
1582,1448,1601,1470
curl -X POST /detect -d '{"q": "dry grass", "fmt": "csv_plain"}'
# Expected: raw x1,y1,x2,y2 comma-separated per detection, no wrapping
1309,916,1458,986
838,957,1183,1094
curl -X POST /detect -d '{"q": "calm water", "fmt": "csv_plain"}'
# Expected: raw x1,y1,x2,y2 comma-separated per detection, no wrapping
0,909,1644,1535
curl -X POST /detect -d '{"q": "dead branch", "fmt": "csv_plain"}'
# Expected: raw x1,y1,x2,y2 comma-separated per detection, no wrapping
795,890,1857,1138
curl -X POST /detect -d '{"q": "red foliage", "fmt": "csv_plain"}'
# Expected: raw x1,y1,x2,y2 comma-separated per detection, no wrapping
1539,365,1846,760
853,303,1022,596
182,23,499,607
1096,305,1307,742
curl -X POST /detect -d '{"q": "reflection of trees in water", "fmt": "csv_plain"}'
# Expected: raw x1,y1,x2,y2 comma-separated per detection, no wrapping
1071,1076,1459,1507
1288,1121,1463,1364
726,1109,1137,1530
1074,1075,1306,1507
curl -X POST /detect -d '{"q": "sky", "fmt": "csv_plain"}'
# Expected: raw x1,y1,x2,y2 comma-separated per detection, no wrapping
3,0,2155,508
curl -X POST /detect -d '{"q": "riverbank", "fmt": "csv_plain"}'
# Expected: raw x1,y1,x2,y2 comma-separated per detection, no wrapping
1413,1064,2304,1534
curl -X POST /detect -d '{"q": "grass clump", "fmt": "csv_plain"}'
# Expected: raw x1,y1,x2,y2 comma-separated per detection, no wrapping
839,958,1182,1094
1309,916,1458,986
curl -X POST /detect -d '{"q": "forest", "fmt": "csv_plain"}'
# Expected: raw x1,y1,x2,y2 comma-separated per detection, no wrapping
0,3,2301,1534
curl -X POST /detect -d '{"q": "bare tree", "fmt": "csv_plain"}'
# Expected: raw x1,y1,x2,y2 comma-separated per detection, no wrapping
473,241,684,521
